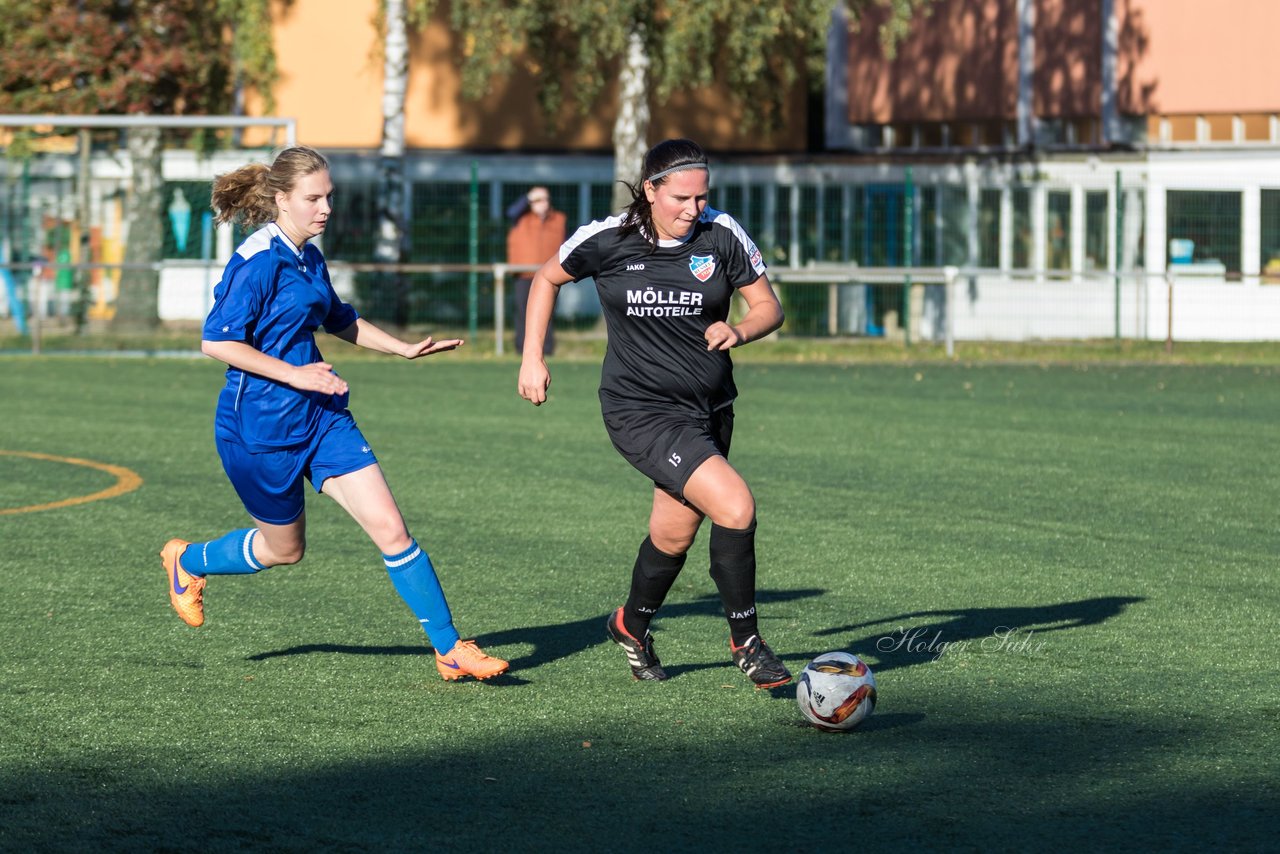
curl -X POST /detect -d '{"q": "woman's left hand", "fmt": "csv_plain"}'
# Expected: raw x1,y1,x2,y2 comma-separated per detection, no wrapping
402,337,465,359
704,322,744,351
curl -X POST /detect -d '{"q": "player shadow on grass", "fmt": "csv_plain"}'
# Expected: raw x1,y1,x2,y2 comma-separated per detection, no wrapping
246,588,827,685
246,595,1141,689
807,595,1146,675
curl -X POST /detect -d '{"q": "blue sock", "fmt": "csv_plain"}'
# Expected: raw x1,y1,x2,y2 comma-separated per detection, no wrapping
384,540,460,654
178,529,267,577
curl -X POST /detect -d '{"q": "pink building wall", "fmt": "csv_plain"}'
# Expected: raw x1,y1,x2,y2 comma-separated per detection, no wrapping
846,0,1279,125
1127,0,1279,114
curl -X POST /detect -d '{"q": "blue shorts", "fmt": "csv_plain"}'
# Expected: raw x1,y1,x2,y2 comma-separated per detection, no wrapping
216,408,378,525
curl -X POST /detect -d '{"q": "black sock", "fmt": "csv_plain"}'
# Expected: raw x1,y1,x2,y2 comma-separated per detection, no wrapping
622,536,686,638
709,520,759,647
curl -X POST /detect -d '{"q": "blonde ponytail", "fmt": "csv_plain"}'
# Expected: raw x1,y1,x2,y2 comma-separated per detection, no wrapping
211,146,330,229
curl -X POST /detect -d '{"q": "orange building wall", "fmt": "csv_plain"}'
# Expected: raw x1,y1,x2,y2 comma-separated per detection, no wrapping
250,0,806,152
846,0,1280,126
261,0,384,148
1125,0,1280,114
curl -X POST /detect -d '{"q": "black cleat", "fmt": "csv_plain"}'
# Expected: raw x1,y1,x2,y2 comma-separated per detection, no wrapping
606,607,668,681
731,635,792,688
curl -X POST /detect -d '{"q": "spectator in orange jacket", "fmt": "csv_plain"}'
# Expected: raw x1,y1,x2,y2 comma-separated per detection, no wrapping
506,186,566,355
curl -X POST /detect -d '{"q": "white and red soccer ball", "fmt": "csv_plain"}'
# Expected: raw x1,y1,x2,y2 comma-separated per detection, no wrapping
795,651,877,731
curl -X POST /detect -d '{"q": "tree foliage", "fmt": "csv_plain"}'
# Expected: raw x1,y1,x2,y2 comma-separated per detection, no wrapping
0,0,277,330
0,0,275,117
407,0,931,133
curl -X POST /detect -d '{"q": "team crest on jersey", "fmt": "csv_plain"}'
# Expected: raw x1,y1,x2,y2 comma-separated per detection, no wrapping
689,254,716,282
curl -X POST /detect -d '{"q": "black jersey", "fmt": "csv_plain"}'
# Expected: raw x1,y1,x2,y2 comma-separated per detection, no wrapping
559,207,767,416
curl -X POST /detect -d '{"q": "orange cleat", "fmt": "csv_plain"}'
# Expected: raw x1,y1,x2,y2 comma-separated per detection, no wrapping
160,538,206,627
435,639,509,681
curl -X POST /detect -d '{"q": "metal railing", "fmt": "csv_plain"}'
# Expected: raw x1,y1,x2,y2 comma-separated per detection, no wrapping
0,114,298,146
4,260,964,356
4,261,1265,356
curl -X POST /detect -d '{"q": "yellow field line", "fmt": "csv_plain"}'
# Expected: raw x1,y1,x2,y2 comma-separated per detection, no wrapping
0,450,144,515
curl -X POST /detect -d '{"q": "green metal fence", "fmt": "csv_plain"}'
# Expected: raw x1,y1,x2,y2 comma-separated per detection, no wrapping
12,145,1280,350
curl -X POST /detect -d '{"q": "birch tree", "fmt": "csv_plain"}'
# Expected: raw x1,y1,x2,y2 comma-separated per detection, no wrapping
377,0,413,325
405,0,930,211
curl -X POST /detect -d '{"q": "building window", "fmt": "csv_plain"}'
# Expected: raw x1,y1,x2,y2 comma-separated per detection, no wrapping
865,185,904,266
161,181,214,260
919,186,938,265
713,185,744,226
797,184,820,263
1167,115,1197,142
1205,115,1234,142
410,181,496,263
1012,187,1032,269
746,185,771,262
933,186,968,266
1045,190,1071,270
852,124,884,150
325,181,378,262
1261,190,1280,279
1165,190,1241,274
848,186,866,264
1242,114,1271,142
1117,187,1145,272
914,185,971,266
1072,118,1100,146
768,185,788,263
978,189,1001,267
1084,191,1109,271
1035,120,1068,147
820,185,845,262
918,123,945,148
588,183,615,221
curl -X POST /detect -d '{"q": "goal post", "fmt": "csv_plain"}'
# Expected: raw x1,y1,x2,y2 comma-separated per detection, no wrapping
0,115,296,147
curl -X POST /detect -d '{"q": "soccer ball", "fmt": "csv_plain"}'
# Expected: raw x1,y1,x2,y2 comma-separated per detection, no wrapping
795,651,877,731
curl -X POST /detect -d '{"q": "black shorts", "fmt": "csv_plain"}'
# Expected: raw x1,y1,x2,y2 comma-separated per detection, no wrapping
602,404,734,499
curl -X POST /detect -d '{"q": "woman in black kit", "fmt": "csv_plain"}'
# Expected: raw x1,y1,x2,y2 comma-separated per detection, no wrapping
517,138,790,688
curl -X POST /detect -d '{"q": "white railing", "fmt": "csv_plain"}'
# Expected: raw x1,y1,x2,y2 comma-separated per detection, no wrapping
4,261,1276,356
0,114,297,146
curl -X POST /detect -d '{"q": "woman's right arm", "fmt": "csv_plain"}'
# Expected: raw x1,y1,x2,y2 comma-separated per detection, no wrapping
201,339,349,396
517,258,574,406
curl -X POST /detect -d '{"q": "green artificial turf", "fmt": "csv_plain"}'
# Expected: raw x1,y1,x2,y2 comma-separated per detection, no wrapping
1,356,1276,851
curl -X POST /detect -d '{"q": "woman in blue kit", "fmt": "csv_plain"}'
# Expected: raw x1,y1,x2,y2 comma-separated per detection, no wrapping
160,146,507,681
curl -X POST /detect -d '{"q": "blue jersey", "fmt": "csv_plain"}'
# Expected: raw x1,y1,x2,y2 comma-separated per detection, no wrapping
203,223,358,452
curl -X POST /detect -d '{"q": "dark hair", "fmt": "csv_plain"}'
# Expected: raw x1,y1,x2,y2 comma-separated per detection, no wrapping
618,138,709,248
211,146,330,228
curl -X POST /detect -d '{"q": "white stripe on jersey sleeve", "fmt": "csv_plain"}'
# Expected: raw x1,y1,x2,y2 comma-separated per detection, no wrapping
559,214,627,263
234,225,275,262
702,208,767,276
